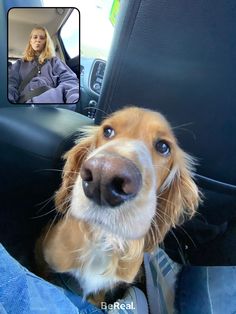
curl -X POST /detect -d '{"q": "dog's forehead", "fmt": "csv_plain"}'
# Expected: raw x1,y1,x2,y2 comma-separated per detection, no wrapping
104,107,172,134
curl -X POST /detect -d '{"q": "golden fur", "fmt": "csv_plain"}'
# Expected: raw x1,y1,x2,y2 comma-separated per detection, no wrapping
35,107,200,306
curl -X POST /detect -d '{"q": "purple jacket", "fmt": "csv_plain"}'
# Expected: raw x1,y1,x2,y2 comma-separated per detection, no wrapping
8,57,79,103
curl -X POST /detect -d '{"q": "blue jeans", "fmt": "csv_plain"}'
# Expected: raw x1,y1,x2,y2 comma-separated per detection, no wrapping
0,244,102,314
175,266,236,314
1,243,236,314
144,248,236,314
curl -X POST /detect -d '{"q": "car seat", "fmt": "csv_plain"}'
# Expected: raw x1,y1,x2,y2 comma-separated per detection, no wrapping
95,0,236,265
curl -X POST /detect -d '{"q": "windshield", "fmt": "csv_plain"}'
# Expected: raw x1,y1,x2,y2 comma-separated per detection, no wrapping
43,0,117,60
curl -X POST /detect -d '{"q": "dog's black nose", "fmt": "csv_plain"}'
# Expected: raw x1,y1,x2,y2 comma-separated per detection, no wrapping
80,154,142,207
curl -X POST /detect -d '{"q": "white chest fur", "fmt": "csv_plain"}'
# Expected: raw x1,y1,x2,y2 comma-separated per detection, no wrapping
70,234,122,297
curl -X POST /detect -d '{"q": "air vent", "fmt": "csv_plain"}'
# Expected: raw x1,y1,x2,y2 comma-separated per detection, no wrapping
89,60,106,95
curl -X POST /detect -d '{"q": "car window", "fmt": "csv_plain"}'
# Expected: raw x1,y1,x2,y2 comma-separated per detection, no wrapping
60,9,79,59
43,0,120,61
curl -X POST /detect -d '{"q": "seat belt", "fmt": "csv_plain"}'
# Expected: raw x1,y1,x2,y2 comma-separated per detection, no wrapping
18,61,51,103
18,65,39,94
18,85,51,103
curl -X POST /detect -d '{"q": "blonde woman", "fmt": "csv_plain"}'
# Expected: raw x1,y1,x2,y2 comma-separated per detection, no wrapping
8,26,79,104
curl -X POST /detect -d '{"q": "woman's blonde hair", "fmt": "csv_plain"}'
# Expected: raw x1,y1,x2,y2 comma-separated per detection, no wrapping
22,26,55,64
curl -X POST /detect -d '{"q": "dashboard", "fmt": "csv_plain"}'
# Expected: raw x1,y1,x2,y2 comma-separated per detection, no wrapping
78,57,106,119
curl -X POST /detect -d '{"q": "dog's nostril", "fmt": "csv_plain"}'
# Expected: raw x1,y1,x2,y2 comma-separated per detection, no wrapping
107,171,141,207
81,167,93,182
111,177,128,195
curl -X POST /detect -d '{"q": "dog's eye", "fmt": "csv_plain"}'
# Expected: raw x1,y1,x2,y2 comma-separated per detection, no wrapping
155,140,171,156
103,126,115,139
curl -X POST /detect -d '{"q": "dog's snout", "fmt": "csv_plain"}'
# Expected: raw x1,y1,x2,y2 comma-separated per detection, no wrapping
80,155,142,207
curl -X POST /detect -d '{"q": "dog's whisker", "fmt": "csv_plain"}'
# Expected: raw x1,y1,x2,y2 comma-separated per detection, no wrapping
167,229,189,265
171,122,197,141
177,225,197,248
153,211,167,226
172,122,194,130
157,195,178,208
34,168,64,173
149,220,161,246
59,202,72,222
43,212,60,242
57,183,75,192
156,208,176,222
34,194,56,212
62,171,80,176
31,207,57,219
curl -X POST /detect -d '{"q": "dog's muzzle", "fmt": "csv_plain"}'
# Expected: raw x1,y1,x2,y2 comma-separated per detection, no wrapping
80,154,142,207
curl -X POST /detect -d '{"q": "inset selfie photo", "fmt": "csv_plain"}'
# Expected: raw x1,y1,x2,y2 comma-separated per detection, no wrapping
8,7,80,104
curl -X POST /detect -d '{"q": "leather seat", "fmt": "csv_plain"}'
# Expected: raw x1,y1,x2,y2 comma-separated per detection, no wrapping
96,0,236,265
0,107,93,265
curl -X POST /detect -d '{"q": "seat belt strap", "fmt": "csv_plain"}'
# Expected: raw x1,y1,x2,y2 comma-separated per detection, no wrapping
18,61,47,93
18,66,39,93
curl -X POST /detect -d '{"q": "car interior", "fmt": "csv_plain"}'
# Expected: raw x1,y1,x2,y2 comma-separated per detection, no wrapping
95,0,236,266
0,0,236,293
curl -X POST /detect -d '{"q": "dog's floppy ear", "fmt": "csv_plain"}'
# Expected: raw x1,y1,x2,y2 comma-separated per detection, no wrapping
145,152,200,252
55,127,99,213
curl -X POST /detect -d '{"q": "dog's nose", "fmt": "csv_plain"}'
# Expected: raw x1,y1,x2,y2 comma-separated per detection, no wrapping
80,154,142,207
